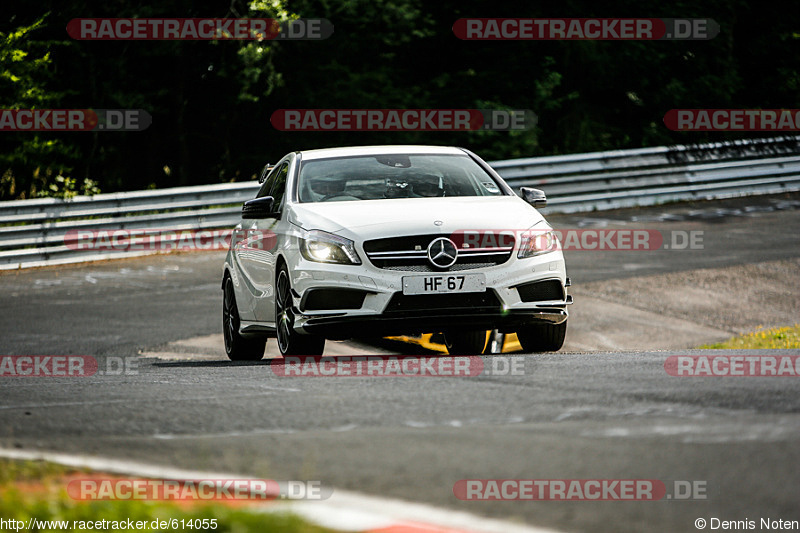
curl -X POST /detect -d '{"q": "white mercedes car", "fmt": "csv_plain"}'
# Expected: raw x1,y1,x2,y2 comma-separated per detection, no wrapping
222,145,571,359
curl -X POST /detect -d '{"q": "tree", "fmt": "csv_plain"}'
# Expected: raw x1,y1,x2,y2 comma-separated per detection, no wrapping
0,15,85,199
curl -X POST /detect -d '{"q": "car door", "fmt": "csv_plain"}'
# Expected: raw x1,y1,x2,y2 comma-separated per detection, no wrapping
235,158,287,322
248,156,293,322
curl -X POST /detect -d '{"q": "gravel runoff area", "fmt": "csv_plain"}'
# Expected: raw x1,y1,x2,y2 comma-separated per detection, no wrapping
564,258,800,352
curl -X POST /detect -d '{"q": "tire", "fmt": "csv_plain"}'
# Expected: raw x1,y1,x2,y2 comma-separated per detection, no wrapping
276,265,325,356
444,330,489,355
516,321,567,353
223,276,266,361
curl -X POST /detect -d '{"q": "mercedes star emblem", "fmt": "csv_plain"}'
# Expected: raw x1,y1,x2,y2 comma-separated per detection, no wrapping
427,237,458,269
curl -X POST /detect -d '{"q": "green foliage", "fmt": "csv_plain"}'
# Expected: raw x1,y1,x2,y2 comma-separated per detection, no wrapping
0,0,798,198
0,14,81,199
0,15,58,108
36,174,101,199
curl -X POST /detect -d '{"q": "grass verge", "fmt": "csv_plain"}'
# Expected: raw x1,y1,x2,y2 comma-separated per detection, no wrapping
699,324,800,349
0,458,334,533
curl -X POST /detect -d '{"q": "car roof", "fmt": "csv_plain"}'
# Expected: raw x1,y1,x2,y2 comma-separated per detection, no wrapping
298,145,466,161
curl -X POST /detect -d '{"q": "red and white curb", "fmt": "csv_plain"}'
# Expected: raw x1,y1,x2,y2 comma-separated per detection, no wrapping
0,448,562,533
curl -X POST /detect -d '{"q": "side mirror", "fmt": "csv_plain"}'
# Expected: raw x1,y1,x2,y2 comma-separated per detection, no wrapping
242,196,277,219
520,187,547,208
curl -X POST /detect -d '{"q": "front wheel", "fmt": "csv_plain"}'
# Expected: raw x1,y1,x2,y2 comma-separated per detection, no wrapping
516,321,567,353
276,266,325,356
223,276,266,361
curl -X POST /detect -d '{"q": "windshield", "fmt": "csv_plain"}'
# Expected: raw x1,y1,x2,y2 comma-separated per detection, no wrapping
296,154,505,203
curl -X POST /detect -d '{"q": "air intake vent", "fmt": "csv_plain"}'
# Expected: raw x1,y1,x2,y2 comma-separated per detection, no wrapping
516,280,564,302
301,289,369,311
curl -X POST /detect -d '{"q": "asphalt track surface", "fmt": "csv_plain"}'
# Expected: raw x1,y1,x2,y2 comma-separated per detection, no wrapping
1,194,799,533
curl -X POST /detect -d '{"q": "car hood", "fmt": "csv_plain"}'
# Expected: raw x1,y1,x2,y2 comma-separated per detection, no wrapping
288,196,546,239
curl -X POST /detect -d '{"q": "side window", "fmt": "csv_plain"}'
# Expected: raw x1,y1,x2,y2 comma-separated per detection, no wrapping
268,163,290,212
256,164,279,198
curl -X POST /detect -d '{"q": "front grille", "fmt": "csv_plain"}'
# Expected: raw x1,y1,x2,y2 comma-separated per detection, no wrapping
364,234,513,271
381,262,495,272
516,279,565,302
384,291,502,314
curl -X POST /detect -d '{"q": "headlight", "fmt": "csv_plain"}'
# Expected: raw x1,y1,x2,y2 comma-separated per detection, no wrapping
517,228,559,259
300,230,361,265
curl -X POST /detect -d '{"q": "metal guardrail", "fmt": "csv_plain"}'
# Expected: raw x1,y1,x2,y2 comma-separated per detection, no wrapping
2,136,799,270
493,135,800,211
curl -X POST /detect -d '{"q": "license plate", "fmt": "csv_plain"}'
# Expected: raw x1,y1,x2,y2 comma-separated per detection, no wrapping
402,274,486,295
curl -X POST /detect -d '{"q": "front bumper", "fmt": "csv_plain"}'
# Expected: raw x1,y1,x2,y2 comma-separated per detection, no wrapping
288,250,571,339
301,300,569,338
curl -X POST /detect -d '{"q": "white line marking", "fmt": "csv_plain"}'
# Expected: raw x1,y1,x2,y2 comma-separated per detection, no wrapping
152,428,298,439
